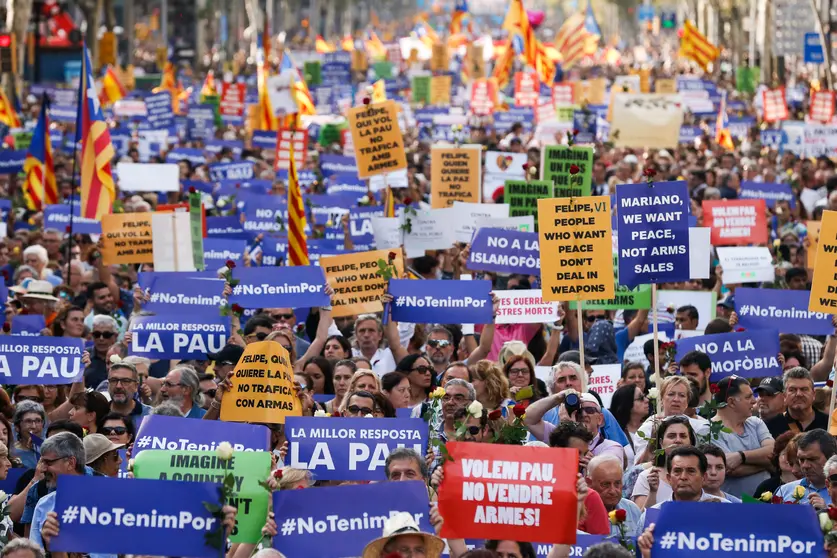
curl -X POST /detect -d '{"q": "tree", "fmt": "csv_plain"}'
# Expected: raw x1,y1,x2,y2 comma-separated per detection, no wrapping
6,0,33,88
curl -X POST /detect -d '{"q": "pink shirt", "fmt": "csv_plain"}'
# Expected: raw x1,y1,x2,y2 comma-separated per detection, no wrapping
484,323,541,361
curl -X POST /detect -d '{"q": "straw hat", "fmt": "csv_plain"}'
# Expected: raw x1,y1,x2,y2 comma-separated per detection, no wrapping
361,512,445,558
21,280,58,302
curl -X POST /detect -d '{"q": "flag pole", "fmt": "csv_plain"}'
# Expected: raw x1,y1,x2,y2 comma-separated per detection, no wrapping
65,100,78,285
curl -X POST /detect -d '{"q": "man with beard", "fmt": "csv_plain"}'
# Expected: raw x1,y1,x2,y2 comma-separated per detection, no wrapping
108,361,152,429
679,351,712,406
425,326,455,379
159,366,206,419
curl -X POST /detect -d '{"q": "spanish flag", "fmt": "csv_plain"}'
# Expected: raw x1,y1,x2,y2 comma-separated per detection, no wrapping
286,133,309,266
99,66,127,106
341,35,354,51
22,95,58,211
680,20,719,72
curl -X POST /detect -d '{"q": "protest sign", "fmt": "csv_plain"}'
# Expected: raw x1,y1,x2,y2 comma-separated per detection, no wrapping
101,213,154,265
286,417,427,480
505,180,553,231
220,82,246,118
145,91,175,129
616,181,691,287
539,146,593,198
658,290,716,330
484,151,527,201
138,271,221,312
655,79,677,93
133,449,271,543
494,289,561,325
453,201,509,243
389,279,492,324
321,250,405,318
716,247,775,284
134,414,269,456
689,228,711,279
610,94,683,148
574,253,652,310
129,312,230,360
52,476,221,558
468,228,541,276
430,75,452,105
204,238,245,269
208,161,255,181
0,337,84,384
676,329,781,380
274,128,308,171
810,210,837,311
808,220,822,268
221,341,301,424
272,481,432,558
403,208,457,257
735,287,833,335
412,76,430,103
587,364,622,408
739,181,795,209
228,266,329,309
513,72,539,106
430,146,481,208
471,78,498,115
538,196,615,302
439,442,577,544
431,43,449,71
11,314,45,336
474,215,535,233
348,100,407,179
651,501,822,558
151,211,196,272
43,204,101,234
702,199,768,245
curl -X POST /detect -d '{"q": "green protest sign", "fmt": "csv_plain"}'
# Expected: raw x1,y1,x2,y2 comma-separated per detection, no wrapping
556,105,578,122
200,94,222,127
304,61,322,86
505,180,553,232
12,131,33,151
570,254,651,310
540,145,593,198
735,66,758,94
373,61,393,80
412,76,431,104
189,194,204,271
133,450,271,544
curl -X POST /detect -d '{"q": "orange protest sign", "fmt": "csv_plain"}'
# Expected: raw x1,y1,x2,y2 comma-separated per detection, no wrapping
438,442,578,544
808,220,822,269
430,76,452,106
809,211,837,312
430,146,481,208
538,196,615,302
347,100,407,179
101,213,154,265
431,43,448,72
655,78,677,93
220,341,301,424
320,249,405,317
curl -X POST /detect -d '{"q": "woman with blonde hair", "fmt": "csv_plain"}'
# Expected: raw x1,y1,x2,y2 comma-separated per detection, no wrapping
470,360,512,415
339,369,381,412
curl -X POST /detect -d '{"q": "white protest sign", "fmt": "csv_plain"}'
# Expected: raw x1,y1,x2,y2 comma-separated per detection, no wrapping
535,365,552,384
136,130,169,162
689,227,711,280
452,201,510,243
151,212,195,272
657,290,716,330
370,216,403,250
117,163,180,192
624,332,670,367
493,289,561,325
673,329,705,340
483,151,527,201
610,94,683,149
266,73,298,116
403,208,456,257
113,100,148,117
587,364,622,408
474,215,535,233
369,169,409,191
716,246,775,284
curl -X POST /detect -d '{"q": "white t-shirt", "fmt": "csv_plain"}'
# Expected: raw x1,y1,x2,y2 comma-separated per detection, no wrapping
352,347,396,377
632,466,672,503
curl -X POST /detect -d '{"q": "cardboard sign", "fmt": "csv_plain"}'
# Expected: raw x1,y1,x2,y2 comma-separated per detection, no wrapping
809,210,837,311
320,249,405,318
471,78,497,115
431,146,481,208
514,72,540,107
413,76,431,103
467,44,485,78
351,49,368,71
702,199,768,246
808,220,822,268
430,76,452,105
347,100,407,179
538,196,615,302
540,146,593,198
220,341,301,424
438,442,578,544
573,79,606,105
431,43,449,71
101,213,154,265
494,289,561,324
220,82,246,117
610,94,683,149
505,180,553,232
655,79,677,93
716,247,775,284
274,128,308,171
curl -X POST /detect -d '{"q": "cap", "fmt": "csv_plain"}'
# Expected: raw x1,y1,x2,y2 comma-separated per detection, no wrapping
83,433,124,464
558,349,597,366
207,344,244,365
754,376,784,396
580,393,601,410
717,295,735,310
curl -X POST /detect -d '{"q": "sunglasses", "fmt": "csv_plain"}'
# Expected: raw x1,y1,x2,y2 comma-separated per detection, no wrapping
466,426,480,436
249,332,268,341
411,365,432,374
101,426,127,436
92,331,116,339
579,406,600,415
585,315,605,323
829,475,837,484
271,313,295,321
347,405,373,415
204,389,217,399
428,339,451,349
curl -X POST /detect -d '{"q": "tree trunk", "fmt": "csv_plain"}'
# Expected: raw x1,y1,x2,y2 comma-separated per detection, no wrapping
104,0,115,30
76,0,101,62
6,0,33,88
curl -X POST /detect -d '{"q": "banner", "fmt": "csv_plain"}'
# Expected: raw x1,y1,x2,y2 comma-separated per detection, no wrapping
610,94,683,148
735,287,833,335
129,312,230,360
138,272,223,312
540,146,593,198
494,289,561,324
505,180,553,231
538,196,615,302
702,200,768,246
220,341,301,424
204,238,246,269
272,481,433,558
676,329,781,380
651,501,822,557
348,100,407,179
274,128,308,171
321,249,405,317
616,181,691,288
133,414,270,456
208,161,255,181
468,228,541,275
43,205,102,234
430,146,481,208
438,442,577,544
228,266,329,309
52,476,220,558
101,213,154,265
145,91,175,129
0,337,84,384
133,449,272,543
810,209,837,312
739,181,795,209
286,417,428,480
11,315,45,336
389,279,493,324
716,247,775,284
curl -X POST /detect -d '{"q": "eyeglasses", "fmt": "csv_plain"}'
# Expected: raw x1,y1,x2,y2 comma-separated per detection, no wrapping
101,426,127,436
585,315,605,323
248,332,269,341
829,474,837,484
635,395,648,402
580,406,600,415
442,394,468,403
92,331,116,340
162,380,184,389
427,339,451,349
22,417,44,425
281,345,293,353
508,367,530,377
411,365,432,374
108,377,137,386
41,455,69,466
346,405,373,415
271,313,295,321
16,395,43,403
204,389,217,399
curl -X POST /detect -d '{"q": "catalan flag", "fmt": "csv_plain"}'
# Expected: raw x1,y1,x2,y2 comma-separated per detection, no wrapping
372,80,387,103
99,66,127,106
450,0,471,35
503,0,537,67
680,20,719,72
77,43,116,220
534,40,557,85
715,90,734,151
315,36,335,53
0,89,21,129
286,133,309,266
341,35,355,51
22,95,58,211
364,31,387,60
257,29,278,131
491,39,515,89
201,69,219,97
384,186,396,218
554,13,590,69
280,50,316,117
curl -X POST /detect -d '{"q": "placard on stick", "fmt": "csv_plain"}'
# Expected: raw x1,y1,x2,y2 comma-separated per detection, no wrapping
101,214,154,265
347,100,407,179
320,250,405,317
809,210,837,312
431,146,481,208
540,146,593,198
505,180,553,232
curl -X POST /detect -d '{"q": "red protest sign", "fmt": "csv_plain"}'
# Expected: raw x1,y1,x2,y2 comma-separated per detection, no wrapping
438,442,578,544
702,199,768,246
470,78,498,116
220,82,246,117
513,72,539,107
274,128,308,171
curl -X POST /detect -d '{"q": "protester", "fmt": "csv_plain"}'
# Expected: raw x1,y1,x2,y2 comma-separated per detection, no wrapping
753,376,786,422
631,416,698,510
83,433,123,477
765,367,828,437
698,443,743,503
12,402,45,469
775,429,836,504
586,454,642,538
609,383,650,464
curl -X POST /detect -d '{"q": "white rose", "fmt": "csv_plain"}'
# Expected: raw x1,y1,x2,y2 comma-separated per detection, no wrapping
314,409,327,417
647,387,659,400
364,413,374,418
216,441,234,461
109,354,122,364
366,85,374,95
467,400,483,417
359,195,370,204
0,491,8,502
820,512,833,533
216,266,230,278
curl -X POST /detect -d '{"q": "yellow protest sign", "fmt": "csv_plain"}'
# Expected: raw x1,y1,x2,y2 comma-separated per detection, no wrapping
430,76,452,105
101,213,154,265
352,49,368,71
538,196,615,302
431,146,481,208
630,68,650,93
372,80,387,103
809,211,837,312
321,250,405,317
573,79,606,105
348,100,407,179
655,79,677,93
98,32,117,68
808,220,822,269
467,45,485,78
431,44,449,72
220,341,300,424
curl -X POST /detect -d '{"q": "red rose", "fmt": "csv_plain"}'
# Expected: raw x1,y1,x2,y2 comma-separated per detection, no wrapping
614,509,627,523
272,469,283,480
512,403,526,417
772,495,782,504
231,303,244,314
829,380,835,388
522,162,530,171
225,260,237,269
188,186,196,194
295,324,305,333
235,183,241,189
1,323,9,333
709,383,720,394
488,409,502,420
117,300,124,308
828,506,837,520
572,128,580,135
643,167,656,178
388,251,397,262
332,410,341,417
403,197,413,205
65,225,71,234
363,97,371,105
569,164,580,175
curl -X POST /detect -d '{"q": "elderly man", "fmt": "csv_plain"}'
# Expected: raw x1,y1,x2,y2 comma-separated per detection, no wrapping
776,429,836,505
385,448,427,483
84,315,120,389
1,539,46,558
159,366,206,418
766,367,829,437
108,361,152,429
587,454,641,538
362,512,444,558
427,379,476,473
353,314,396,377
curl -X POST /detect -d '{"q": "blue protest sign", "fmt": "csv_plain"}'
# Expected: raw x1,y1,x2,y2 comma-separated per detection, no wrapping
49,104,77,122
204,238,246,268
760,130,785,149
166,147,206,165
0,336,84,384
652,501,821,557
324,51,351,65
616,181,690,288
110,129,132,157
0,468,25,495
0,199,10,221
327,173,367,196
252,130,277,150
52,476,220,558
11,314,45,336
804,32,824,63
495,107,534,133
735,288,833,335
306,193,354,225
272,481,433,558
129,311,230,360
229,266,329,309
0,150,25,174
186,105,216,141
573,110,598,143
134,414,270,455
208,161,255,181
207,216,248,239
138,271,224,312
676,329,781,380
679,126,702,144
321,62,352,87
389,279,492,324
145,91,175,130
43,204,102,234
739,181,795,209
320,154,358,177
468,228,541,275
286,417,428,480
260,236,288,266
206,139,244,158
349,206,385,247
